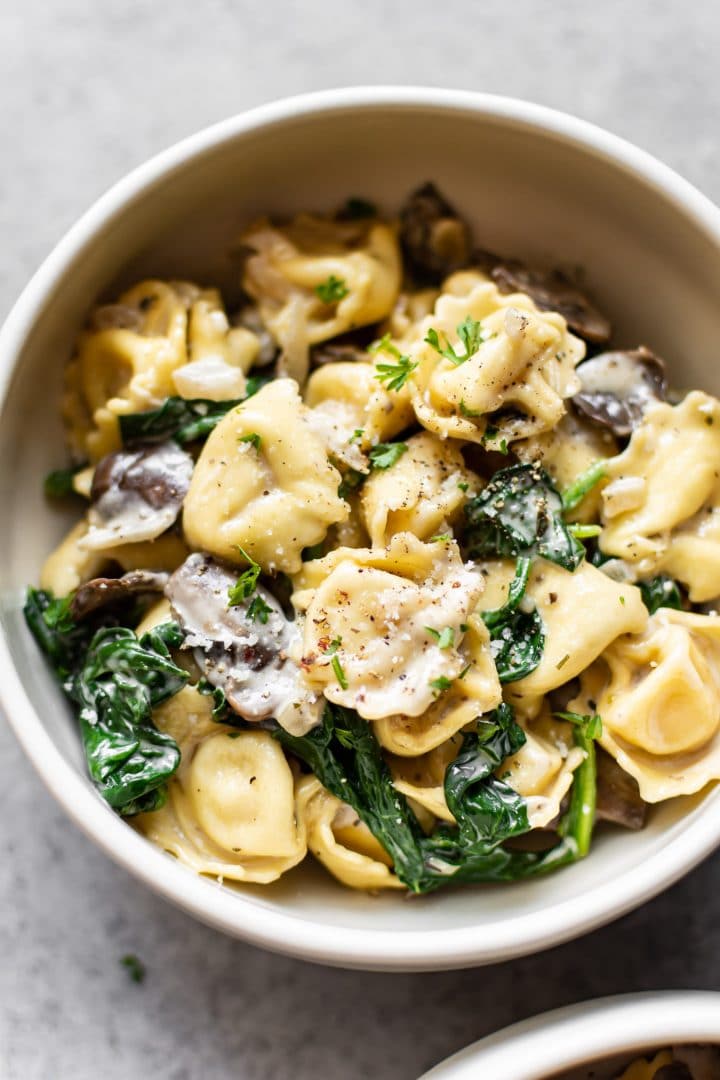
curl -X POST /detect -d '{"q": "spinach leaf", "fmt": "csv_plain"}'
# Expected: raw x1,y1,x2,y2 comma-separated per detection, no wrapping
44,466,84,498
481,556,545,683
276,701,596,892
639,575,683,615
464,463,584,571
118,374,268,446
24,589,186,814
24,588,93,681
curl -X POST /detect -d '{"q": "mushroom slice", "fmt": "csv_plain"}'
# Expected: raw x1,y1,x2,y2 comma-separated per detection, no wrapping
488,258,611,344
70,569,169,621
400,182,471,283
82,440,194,551
572,347,667,437
310,341,369,367
167,553,322,734
672,1045,720,1080
595,746,647,831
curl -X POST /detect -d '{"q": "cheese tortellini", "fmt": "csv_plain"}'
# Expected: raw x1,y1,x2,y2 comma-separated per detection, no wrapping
183,378,348,573
35,184,720,898
64,280,261,461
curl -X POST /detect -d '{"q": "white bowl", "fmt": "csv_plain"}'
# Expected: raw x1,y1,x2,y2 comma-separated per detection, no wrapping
421,991,720,1078
2,87,720,972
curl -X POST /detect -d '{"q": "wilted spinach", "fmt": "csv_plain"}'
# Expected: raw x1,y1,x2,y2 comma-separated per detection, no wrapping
276,701,597,893
464,463,584,571
639,575,682,615
24,588,186,814
118,374,268,446
481,556,545,682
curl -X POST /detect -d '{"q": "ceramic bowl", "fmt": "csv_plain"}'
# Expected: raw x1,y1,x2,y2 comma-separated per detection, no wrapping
2,87,720,971
421,991,720,1078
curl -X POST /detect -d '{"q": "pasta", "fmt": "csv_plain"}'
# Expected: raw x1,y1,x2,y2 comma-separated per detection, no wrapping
27,182,720,897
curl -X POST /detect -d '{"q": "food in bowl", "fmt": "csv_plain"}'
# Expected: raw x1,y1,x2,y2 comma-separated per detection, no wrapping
557,1044,720,1078
24,181,720,894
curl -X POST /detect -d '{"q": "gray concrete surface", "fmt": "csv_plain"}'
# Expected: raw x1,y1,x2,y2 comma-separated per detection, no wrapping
2,2,720,1077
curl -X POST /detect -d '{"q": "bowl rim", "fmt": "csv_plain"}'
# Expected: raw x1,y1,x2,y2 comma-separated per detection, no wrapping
420,990,720,1078
3,86,720,971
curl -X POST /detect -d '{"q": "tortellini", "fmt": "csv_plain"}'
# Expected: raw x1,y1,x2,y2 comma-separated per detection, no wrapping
63,280,260,461
360,431,478,546
502,707,585,828
182,378,348,573
401,277,585,446
136,720,307,884
297,776,402,890
241,215,401,383
305,360,414,448
293,533,491,720
599,392,720,591
40,520,188,595
476,558,647,709
571,609,720,801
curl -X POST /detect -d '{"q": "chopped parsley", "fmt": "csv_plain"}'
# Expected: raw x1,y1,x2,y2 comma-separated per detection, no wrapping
349,428,364,444
368,442,408,470
239,432,262,451
246,595,273,624
338,468,366,499
425,626,455,649
374,354,418,392
331,654,349,690
425,316,486,366
227,547,261,606
554,710,603,740
121,954,145,984
315,275,349,304
568,523,602,539
459,399,482,418
429,675,453,694
430,532,451,543
457,481,469,493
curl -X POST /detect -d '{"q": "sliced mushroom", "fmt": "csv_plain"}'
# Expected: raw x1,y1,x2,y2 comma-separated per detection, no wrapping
485,256,611,344
310,341,369,367
166,553,322,735
572,347,667,437
70,569,169,621
672,1045,720,1080
81,440,194,551
400,182,471,283
654,1065,693,1080
596,747,647,830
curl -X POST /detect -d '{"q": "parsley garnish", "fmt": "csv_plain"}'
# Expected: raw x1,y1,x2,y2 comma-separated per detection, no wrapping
459,400,482,418
430,532,451,542
239,432,262,451
374,354,418,392
554,710,603,740
426,627,455,649
315,275,349,304
568,524,602,539
247,595,273,624
121,954,145,984
457,481,469,493
425,316,486,366
349,428,364,444
429,675,453,695
331,654,349,690
227,547,261,606
368,442,408,470
338,468,366,499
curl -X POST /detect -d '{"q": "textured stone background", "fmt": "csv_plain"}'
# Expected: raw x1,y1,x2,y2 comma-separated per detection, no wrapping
2,2,719,1077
